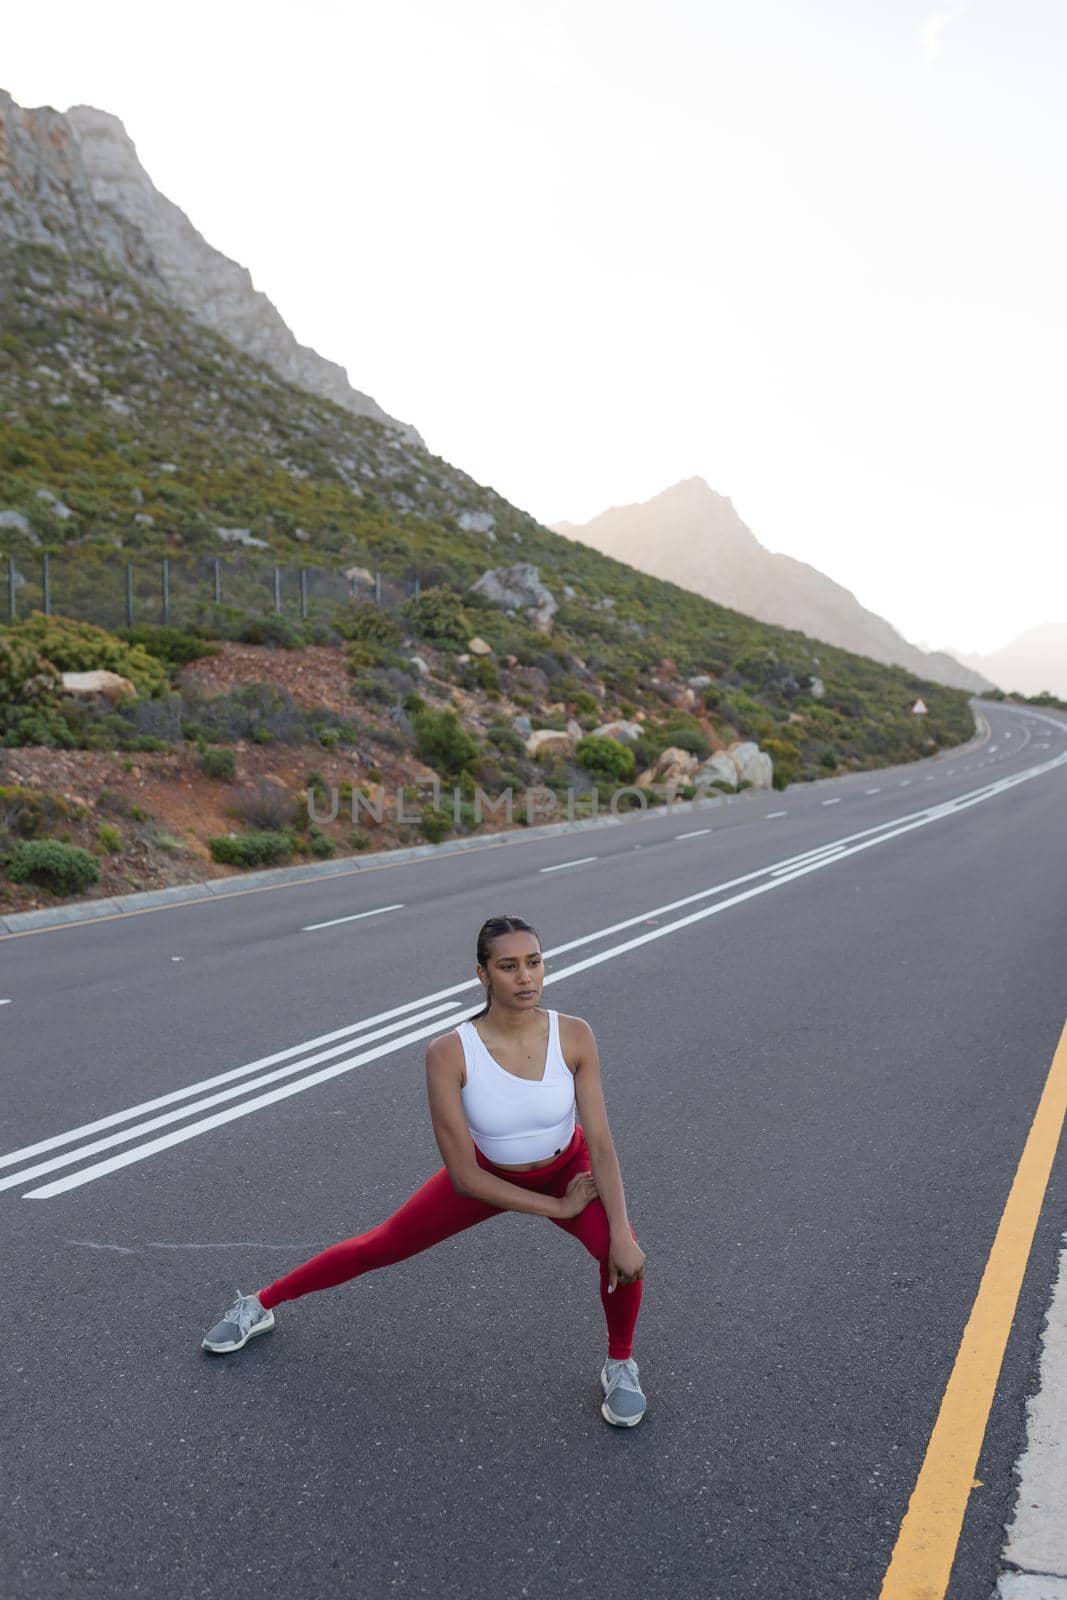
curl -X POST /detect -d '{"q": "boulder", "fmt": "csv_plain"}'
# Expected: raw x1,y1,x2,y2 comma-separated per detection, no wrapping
637,746,700,789
591,720,643,745
687,674,714,688
457,510,495,535
344,565,375,586
61,670,137,702
566,718,582,739
469,563,558,634
217,526,267,549
696,753,739,791
727,741,774,789
512,714,533,736
408,655,430,677
809,676,825,699
0,510,30,534
35,488,74,519
525,729,575,759
467,636,492,657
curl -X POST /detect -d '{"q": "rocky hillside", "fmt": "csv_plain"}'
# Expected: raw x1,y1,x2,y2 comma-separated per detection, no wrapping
0,88,420,443
554,478,992,694
0,90,985,912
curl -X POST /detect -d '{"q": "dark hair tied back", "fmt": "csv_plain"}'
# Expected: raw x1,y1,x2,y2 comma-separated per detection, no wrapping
472,914,541,1019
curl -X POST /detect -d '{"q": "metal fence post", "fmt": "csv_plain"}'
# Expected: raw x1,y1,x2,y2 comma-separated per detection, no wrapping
273,565,281,614
213,557,221,604
7,554,15,621
42,552,50,616
300,567,308,620
375,570,381,605
162,558,170,624
126,562,134,626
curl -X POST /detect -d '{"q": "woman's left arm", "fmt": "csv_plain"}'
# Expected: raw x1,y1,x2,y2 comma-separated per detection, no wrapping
568,1018,646,1290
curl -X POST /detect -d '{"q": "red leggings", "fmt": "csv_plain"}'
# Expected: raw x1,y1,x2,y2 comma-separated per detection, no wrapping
258,1125,643,1360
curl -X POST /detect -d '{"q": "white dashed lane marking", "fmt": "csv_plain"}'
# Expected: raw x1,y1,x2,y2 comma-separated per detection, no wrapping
540,856,597,873
303,903,404,933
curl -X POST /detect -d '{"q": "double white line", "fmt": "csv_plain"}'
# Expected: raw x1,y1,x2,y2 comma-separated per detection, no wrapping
5,734,1065,1200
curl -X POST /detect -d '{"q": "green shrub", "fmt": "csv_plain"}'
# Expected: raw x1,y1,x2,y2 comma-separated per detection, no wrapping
400,586,473,651
411,706,480,777
762,737,802,790
7,839,100,892
462,657,499,692
0,784,70,837
116,625,220,670
575,735,636,783
208,830,293,867
200,746,236,781
487,724,526,760
0,630,62,709
13,614,167,697
307,826,335,858
334,603,404,646
419,806,452,843
346,639,408,672
236,615,304,649
96,823,122,854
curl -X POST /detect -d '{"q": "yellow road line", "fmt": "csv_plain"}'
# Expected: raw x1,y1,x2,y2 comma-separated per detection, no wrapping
879,1017,1067,1598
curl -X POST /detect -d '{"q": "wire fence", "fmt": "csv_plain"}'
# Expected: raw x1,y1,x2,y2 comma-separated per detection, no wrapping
1,549,426,632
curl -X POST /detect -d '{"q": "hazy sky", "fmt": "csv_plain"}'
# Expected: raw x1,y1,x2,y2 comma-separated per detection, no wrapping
5,0,1065,655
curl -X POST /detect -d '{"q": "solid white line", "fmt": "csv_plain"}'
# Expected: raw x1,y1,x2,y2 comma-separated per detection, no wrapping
303,903,403,933
675,829,712,839
0,996,463,1172
0,999,11,1006
0,1004,463,1193
14,727,1067,1199
540,856,597,873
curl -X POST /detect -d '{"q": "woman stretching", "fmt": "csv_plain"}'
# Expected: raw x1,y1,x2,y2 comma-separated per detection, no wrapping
201,914,648,1427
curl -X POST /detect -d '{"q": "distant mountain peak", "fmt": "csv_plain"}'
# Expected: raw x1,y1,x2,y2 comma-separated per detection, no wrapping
554,480,994,694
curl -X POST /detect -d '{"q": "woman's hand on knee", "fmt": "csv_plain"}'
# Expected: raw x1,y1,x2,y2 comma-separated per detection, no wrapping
557,1171,598,1219
607,1235,646,1292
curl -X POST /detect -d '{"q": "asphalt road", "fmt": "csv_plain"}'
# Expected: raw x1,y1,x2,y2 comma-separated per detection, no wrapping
2,699,1065,1600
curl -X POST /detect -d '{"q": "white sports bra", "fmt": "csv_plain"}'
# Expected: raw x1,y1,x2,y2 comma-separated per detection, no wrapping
457,1009,576,1166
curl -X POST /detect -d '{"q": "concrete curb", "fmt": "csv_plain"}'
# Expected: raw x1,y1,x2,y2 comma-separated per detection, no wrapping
0,702,996,937
0,785,743,935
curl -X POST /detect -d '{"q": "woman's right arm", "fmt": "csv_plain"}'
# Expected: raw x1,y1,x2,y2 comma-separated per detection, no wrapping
425,1034,594,1220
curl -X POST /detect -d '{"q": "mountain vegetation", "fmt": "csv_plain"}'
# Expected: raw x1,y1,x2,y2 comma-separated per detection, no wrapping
0,235,979,909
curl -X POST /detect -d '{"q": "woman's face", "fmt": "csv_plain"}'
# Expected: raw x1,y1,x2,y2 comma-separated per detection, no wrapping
479,933,543,1008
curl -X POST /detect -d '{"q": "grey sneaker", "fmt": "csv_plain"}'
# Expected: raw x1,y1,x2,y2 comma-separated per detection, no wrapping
600,1356,646,1426
202,1289,275,1353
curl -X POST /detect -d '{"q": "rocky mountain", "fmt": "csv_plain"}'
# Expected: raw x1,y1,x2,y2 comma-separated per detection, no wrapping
0,88,421,444
943,623,1067,699
553,478,994,694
